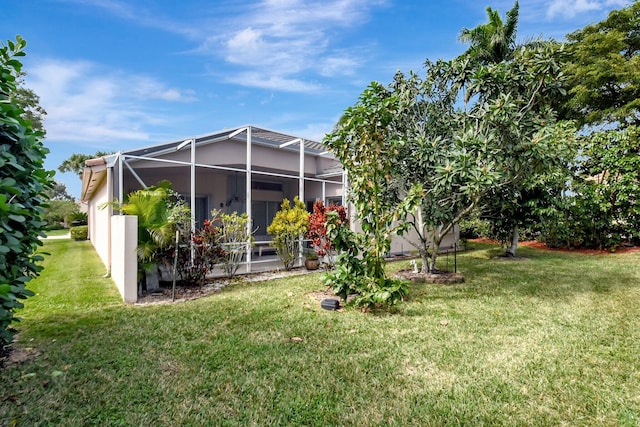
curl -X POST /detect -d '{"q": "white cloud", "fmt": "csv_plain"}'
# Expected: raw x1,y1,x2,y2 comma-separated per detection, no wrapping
546,0,629,19
226,71,322,93
201,0,385,92
26,59,195,143
62,0,385,93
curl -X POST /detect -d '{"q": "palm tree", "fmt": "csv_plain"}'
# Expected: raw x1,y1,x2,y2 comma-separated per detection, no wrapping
459,1,519,65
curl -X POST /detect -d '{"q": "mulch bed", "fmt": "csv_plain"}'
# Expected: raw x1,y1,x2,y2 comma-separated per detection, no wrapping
470,238,640,255
136,267,317,305
519,240,640,255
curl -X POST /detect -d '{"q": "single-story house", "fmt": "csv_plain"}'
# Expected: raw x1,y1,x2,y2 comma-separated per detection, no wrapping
81,125,458,302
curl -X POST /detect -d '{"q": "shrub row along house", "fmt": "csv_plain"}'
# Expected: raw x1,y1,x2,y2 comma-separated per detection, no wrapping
81,125,458,302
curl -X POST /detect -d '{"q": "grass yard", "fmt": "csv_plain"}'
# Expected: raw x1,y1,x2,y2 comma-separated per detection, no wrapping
2,239,640,426
43,228,71,238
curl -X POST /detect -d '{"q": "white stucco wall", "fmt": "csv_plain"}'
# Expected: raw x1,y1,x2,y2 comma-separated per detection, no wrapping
111,215,138,303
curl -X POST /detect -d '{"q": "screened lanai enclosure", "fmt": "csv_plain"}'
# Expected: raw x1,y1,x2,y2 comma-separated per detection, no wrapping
81,125,346,286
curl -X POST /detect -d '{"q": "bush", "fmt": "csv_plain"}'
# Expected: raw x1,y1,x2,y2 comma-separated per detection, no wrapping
267,197,309,270
211,209,254,279
459,217,491,239
0,36,54,346
322,211,407,308
46,222,65,230
307,200,347,267
70,226,88,241
68,211,87,226
170,219,225,286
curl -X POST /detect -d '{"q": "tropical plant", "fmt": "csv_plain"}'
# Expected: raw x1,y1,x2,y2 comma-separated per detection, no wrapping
306,200,347,267
116,182,186,263
267,197,309,270
322,211,407,307
540,126,640,250
171,218,225,286
211,209,254,279
68,211,87,226
58,151,112,178
0,36,54,346
324,81,407,282
458,1,520,65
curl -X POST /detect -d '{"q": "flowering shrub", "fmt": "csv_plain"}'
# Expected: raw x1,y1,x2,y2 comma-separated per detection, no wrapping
267,197,309,270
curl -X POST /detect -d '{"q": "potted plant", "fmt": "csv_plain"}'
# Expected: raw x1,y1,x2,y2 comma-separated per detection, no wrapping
303,249,320,270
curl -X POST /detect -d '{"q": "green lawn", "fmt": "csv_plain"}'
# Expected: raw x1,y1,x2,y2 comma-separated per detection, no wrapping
43,228,71,238
2,240,640,426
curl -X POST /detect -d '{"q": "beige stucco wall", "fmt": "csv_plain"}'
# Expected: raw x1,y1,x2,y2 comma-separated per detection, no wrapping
87,179,111,269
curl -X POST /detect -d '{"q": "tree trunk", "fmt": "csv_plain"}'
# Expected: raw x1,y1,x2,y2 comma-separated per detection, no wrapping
505,225,519,257
429,234,443,273
420,248,431,274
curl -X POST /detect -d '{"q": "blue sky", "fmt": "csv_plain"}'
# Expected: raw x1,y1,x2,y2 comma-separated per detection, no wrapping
4,0,631,198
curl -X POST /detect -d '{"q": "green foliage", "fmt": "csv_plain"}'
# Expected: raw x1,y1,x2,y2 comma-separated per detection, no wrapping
58,151,112,178
170,218,225,286
69,225,88,241
386,40,575,266
540,126,640,249
324,81,407,282
267,197,309,270
459,217,491,239
42,199,78,228
457,2,576,257
68,211,87,226
458,1,520,65
46,181,74,201
0,36,54,345
115,182,188,263
565,2,640,128
211,209,254,279
322,211,407,308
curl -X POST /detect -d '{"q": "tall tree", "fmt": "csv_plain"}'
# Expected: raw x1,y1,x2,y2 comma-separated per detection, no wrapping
13,71,46,134
459,3,572,256
46,181,74,201
459,1,519,65
391,44,573,269
564,1,640,129
58,151,111,178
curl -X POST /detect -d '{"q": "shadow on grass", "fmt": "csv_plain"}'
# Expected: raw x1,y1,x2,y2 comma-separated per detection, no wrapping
391,243,640,305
